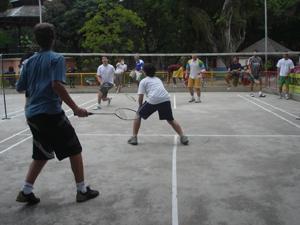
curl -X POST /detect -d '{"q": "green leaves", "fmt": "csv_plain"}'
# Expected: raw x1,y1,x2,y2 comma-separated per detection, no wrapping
80,0,145,52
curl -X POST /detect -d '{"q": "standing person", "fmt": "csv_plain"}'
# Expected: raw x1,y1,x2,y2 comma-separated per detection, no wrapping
167,64,181,87
186,54,206,103
115,58,127,93
129,54,144,87
225,56,242,90
247,51,266,97
15,23,99,205
94,56,115,110
127,63,189,146
276,53,295,99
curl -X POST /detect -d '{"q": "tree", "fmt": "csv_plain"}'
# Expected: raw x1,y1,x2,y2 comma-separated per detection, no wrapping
80,0,145,52
0,0,10,12
44,0,99,52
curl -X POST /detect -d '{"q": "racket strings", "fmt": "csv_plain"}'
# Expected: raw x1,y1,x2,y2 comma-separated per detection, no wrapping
116,108,128,120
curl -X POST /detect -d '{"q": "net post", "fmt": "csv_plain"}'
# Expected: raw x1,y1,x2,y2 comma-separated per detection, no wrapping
1,54,10,120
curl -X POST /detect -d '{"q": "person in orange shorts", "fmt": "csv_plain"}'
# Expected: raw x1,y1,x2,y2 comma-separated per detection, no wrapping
186,54,206,103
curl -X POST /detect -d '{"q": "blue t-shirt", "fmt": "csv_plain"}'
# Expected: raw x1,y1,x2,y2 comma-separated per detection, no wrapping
16,51,66,118
135,59,144,71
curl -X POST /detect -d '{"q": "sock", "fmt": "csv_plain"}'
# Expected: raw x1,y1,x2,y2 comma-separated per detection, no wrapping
259,91,262,95
22,181,33,195
77,181,87,193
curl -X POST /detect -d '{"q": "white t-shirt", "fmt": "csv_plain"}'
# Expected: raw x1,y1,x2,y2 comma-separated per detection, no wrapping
276,58,295,77
138,77,170,104
97,64,115,83
115,62,127,74
187,59,206,79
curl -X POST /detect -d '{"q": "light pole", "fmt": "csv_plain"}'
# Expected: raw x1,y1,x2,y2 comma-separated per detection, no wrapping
264,0,268,69
38,0,42,23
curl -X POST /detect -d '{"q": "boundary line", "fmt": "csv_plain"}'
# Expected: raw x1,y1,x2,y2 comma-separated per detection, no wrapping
238,95,300,129
0,100,97,154
251,97,299,118
172,135,179,225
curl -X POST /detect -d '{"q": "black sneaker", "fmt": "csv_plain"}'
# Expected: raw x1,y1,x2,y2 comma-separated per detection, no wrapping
76,186,99,203
16,191,40,205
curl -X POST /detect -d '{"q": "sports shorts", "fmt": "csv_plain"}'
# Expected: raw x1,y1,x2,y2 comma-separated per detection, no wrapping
138,101,174,121
99,82,113,97
27,111,82,161
278,76,290,86
187,78,201,88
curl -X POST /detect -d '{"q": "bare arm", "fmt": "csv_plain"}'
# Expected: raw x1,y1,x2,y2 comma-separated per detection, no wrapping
138,94,144,107
96,75,102,85
52,81,88,117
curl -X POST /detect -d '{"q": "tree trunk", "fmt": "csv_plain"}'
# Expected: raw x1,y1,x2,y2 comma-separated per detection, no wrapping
219,0,246,52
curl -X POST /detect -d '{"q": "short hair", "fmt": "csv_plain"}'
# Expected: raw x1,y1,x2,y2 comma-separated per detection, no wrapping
34,23,55,49
143,63,156,77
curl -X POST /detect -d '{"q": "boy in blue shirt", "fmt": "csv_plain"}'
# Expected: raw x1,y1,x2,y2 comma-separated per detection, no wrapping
16,23,99,204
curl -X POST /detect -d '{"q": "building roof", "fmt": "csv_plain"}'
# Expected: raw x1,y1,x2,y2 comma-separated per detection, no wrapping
240,37,292,52
0,5,40,26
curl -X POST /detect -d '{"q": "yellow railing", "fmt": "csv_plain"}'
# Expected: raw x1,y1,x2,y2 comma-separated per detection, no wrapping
2,71,300,94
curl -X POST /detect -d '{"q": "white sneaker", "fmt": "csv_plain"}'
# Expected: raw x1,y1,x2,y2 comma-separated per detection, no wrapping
250,93,255,97
93,104,101,110
189,97,195,103
259,93,266,98
195,98,201,103
285,94,290,100
227,87,231,91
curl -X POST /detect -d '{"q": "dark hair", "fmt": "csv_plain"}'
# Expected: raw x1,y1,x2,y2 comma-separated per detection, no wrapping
34,23,55,49
143,63,156,77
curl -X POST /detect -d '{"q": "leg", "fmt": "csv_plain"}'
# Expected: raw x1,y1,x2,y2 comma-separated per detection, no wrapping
167,120,183,136
16,160,47,204
167,120,189,145
133,117,141,137
24,160,47,185
128,117,141,145
69,153,84,183
225,73,232,87
98,91,103,105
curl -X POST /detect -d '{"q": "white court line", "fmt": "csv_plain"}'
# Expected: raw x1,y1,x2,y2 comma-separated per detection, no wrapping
0,100,97,154
172,135,179,225
76,133,300,137
251,97,299,118
238,94,300,129
173,94,177,109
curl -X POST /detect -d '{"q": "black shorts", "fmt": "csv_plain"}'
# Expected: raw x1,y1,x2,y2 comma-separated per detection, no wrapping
27,112,82,161
138,101,174,121
99,82,113,97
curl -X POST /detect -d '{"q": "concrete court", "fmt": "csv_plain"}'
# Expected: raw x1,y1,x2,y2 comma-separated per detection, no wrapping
0,92,300,225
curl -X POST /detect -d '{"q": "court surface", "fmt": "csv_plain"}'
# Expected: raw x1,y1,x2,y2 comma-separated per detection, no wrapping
0,92,300,225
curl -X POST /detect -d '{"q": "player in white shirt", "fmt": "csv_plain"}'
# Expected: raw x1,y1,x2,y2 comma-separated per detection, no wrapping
276,53,295,99
94,56,115,109
127,63,189,146
115,58,127,93
186,54,206,103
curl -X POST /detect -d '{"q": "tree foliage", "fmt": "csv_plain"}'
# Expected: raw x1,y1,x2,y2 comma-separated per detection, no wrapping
80,0,145,52
0,0,10,12
1,0,300,53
